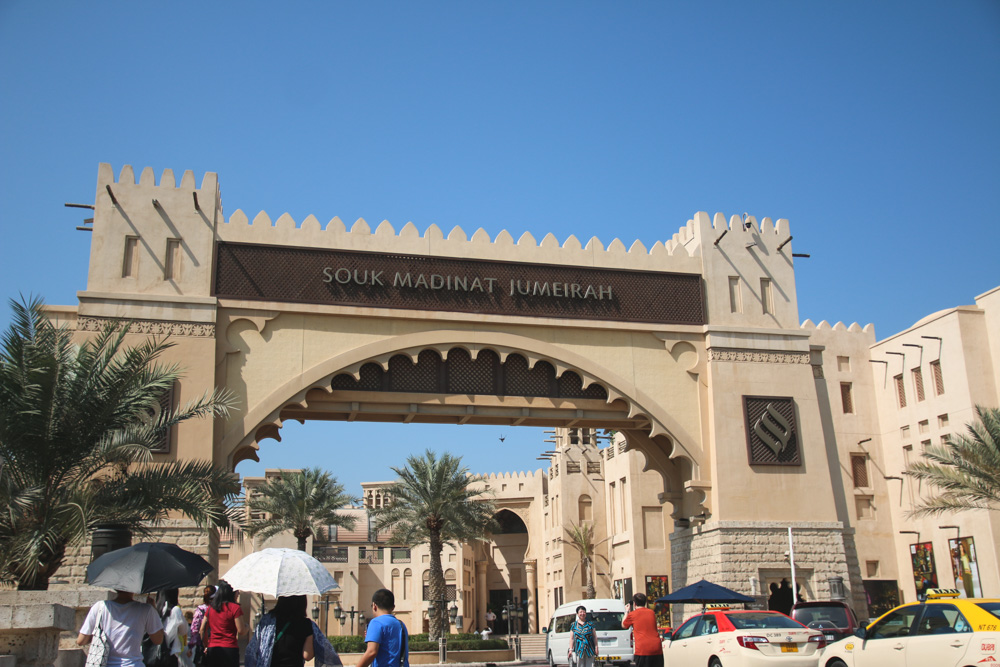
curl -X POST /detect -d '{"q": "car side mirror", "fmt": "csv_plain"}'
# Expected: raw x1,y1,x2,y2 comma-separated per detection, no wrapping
853,627,866,640
542,627,548,633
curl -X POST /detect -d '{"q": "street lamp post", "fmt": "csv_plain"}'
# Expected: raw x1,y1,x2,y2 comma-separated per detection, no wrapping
501,601,524,659
311,595,338,635
333,603,366,635
428,599,459,662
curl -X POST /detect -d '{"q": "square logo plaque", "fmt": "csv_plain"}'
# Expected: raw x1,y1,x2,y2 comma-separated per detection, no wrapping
743,396,801,465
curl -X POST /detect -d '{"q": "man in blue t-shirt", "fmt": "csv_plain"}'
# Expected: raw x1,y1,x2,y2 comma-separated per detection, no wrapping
357,588,409,667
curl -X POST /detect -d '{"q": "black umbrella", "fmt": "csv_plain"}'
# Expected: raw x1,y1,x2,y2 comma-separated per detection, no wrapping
86,542,213,594
655,579,755,605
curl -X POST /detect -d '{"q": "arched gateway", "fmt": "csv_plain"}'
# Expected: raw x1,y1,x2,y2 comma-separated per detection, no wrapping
58,164,862,609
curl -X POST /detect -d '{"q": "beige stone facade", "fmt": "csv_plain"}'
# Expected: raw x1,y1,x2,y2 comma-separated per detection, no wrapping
47,163,999,633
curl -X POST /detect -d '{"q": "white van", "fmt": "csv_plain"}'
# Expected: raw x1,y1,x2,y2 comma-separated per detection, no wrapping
544,599,633,667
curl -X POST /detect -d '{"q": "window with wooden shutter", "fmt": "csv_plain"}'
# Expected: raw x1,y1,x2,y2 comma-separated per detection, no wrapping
931,360,945,395
894,374,906,408
150,382,175,452
912,367,925,402
840,382,854,414
851,454,869,488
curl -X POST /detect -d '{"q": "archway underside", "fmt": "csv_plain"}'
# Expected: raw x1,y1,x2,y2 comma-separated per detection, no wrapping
241,346,664,456
250,392,649,448
233,344,706,520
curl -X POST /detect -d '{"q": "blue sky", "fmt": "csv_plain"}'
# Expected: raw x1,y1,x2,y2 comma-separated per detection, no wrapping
2,2,998,493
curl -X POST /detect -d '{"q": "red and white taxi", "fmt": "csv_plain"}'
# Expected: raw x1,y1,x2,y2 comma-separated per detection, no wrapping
663,608,826,666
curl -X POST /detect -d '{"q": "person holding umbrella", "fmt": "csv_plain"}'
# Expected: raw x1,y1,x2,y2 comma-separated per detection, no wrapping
245,595,342,667
77,590,165,667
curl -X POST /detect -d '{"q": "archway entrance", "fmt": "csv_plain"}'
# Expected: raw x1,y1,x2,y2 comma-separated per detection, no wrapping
61,163,864,624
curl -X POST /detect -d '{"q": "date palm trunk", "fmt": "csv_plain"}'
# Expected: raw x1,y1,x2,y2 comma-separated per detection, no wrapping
428,519,446,640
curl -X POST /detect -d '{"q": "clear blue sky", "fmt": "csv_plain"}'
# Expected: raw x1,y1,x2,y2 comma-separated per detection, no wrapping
2,2,998,493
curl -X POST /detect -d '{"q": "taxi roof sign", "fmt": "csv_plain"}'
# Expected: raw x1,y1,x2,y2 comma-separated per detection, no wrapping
925,588,961,599
706,605,731,611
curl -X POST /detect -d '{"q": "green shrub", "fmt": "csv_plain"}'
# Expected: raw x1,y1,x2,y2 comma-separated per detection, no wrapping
409,638,509,651
327,635,366,653
326,633,508,653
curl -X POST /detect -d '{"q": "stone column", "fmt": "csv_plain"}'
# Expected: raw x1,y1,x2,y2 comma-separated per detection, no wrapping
525,560,537,634
475,560,488,631
0,604,76,667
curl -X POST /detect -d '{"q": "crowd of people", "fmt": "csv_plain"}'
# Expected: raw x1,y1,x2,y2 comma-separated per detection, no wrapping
76,586,413,667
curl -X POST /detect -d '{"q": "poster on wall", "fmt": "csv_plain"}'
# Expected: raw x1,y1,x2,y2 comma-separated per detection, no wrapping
948,537,983,598
910,542,939,600
645,576,671,629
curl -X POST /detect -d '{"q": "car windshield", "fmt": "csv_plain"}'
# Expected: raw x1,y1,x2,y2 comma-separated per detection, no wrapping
589,612,626,631
726,612,803,630
976,602,1000,620
793,606,850,627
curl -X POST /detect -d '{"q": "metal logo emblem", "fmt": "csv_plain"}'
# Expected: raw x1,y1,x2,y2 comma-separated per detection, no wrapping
754,403,794,456
743,396,800,465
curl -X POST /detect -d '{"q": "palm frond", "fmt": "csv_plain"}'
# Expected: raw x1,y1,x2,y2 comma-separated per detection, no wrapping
907,406,1000,516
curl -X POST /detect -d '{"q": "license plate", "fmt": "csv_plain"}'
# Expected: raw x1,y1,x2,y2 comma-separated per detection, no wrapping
825,634,835,641
780,644,798,653
599,638,614,645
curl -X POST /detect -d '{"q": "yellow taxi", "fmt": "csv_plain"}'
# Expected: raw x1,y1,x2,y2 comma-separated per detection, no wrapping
820,589,1000,667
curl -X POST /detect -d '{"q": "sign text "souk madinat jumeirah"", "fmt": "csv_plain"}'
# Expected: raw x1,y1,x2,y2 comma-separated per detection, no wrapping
322,267,614,301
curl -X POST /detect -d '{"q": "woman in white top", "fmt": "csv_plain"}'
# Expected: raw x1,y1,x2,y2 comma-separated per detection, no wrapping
157,589,190,667
77,590,164,667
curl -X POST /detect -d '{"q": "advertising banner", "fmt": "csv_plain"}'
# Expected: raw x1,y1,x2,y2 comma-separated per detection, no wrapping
948,536,983,598
910,542,939,600
645,575,671,629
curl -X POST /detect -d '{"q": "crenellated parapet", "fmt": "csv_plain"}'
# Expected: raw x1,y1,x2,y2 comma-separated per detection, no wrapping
217,209,707,273
800,319,875,336
81,164,222,324
480,469,545,483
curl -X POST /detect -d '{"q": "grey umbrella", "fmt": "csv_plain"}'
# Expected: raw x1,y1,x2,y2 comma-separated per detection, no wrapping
86,542,213,594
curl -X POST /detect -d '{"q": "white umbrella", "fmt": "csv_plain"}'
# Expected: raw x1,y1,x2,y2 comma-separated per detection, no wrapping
222,548,339,597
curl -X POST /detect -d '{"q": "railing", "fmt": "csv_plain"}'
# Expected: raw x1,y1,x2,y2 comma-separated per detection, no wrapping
313,546,349,563
359,548,384,564
391,548,411,563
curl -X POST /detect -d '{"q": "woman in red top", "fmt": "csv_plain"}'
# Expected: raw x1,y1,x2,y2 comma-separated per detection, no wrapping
200,580,248,667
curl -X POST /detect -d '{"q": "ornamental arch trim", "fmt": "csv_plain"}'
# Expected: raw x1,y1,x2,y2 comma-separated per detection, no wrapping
223,329,702,475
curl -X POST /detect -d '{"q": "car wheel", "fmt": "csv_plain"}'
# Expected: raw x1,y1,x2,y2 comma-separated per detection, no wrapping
826,660,848,667
548,652,555,667
709,658,722,667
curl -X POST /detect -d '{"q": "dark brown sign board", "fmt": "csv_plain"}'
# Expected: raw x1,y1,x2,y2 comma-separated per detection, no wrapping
213,241,706,326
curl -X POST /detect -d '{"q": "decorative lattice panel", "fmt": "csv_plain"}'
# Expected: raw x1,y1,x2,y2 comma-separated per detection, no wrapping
448,349,497,394
558,371,608,399
504,356,555,397
328,346,611,402
389,350,440,392
214,242,705,325
743,396,801,465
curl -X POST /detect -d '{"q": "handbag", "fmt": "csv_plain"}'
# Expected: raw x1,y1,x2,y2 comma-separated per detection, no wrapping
143,633,177,667
85,603,111,667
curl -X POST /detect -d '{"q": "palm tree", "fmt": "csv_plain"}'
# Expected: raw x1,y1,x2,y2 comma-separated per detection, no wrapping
0,297,242,590
371,450,497,639
561,521,610,599
907,405,1000,515
244,467,357,551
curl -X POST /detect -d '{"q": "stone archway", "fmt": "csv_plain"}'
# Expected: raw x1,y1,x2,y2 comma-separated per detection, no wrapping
58,163,864,611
